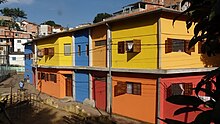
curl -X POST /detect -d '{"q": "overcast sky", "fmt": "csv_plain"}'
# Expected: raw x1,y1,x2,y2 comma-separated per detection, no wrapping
0,0,137,27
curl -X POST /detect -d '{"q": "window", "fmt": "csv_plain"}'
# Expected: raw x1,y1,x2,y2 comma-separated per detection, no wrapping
95,40,106,46
64,44,71,56
118,39,141,54
44,48,49,55
17,40,21,43
50,74,57,83
0,47,3,50
48,47,54,56
172,40,184,52
17,49,21,52
86,44,89,56
118,41,125,54
38,72,41,79
114,81,142,97
12,57,16,60
126,39,141,53
78,45,81,56
165,38,195,55
167,83,193,98
41,73,45,80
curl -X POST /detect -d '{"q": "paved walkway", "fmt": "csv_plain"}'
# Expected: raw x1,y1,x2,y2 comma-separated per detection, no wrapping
0,74,144,124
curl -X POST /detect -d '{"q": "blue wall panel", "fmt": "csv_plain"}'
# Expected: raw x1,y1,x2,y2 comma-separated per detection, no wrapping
24,44,34,84
75,29,89,66
75,72,89,102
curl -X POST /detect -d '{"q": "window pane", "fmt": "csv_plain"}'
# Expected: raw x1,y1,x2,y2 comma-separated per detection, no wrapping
95,40,106,46
64,44,71,56
172,40,184,52
127,83,133,94
78,45,81,56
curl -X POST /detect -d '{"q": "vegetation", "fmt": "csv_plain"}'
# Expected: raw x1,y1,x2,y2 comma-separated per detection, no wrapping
0,0,7,4
0,7,27,21
159,0,220,123
41,20,62,27
93,13,112,23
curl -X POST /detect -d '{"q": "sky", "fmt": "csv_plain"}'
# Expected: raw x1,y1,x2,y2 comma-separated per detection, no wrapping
0,0,138,27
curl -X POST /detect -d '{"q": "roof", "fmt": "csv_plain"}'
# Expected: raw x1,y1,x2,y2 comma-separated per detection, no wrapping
33,8,181,42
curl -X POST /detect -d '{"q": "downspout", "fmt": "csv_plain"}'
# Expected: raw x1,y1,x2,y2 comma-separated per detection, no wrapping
106,23,112,117
156,16,161,124
72,33,76,100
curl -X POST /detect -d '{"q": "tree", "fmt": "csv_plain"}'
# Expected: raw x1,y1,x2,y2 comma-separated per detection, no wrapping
41,20,61,27
0,7,27,21
93,13,112,23
159,0,220,123
0,0,7,4
174,0,220,56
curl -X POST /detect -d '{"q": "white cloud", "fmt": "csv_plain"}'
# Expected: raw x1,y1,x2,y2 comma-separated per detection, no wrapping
7,0,34,4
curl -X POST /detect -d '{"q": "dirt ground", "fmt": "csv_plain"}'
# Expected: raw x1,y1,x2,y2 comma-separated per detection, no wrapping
0,74,143,124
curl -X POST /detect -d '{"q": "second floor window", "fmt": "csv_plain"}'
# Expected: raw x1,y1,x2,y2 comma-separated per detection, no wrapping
165,38,195,55
64,44,71,56
78,45,81,56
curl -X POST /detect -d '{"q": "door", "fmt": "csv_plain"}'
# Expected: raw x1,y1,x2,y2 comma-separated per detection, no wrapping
93,77,107,110
75,72,89,102
65,74,73,97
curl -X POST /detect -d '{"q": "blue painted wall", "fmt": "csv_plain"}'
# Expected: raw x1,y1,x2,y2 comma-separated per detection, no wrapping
75,71,89,102
24,43,34,84
74,29,89,66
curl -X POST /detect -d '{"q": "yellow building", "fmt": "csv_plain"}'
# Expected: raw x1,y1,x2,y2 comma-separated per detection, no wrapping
36,32,73,66
111,8,220,70
34,32,73,98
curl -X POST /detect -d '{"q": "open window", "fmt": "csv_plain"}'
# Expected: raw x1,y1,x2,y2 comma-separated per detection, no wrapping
37,49,44,57
167,83,193,98
126,39,141,53
165,38,195,55
48,47,54,56
118,39,141,54
114,81,142,97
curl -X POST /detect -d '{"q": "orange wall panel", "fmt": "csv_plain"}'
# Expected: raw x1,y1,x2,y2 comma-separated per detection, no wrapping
91,25,107,67
112,73,157,123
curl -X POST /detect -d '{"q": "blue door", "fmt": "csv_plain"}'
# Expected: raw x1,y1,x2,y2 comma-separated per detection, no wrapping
75,72,89,102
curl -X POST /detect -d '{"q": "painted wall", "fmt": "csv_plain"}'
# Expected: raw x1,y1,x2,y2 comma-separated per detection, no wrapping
37,33,72,67
9,54,24,66
75,71,89,102
111,15,158,69
14,39,27,52
160,17,220,69
112,73,157,123
24,43,34,84
75,29,89,66
159,75,207,123
37,69,72,98
91,25,107,67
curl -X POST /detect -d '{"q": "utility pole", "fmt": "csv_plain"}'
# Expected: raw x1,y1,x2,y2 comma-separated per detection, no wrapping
106,23,112,117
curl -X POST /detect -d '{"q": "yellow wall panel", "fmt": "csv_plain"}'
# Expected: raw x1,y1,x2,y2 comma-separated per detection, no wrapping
111,16,158,69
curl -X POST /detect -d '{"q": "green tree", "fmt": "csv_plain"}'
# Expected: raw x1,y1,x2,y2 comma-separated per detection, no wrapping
174,0,220,56
159,0,220,123
41,20,61,27
0,7,27,21
93,13,112,23
0,0,7,4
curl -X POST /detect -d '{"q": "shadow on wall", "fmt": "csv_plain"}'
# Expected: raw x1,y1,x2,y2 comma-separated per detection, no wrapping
127,52,139,61
200,54,220,67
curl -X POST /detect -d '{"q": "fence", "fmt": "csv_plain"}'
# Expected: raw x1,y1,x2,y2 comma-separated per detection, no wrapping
0,65,18,82
0,90,43,124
